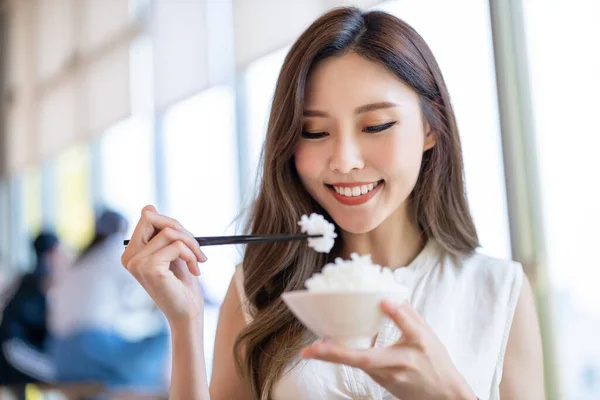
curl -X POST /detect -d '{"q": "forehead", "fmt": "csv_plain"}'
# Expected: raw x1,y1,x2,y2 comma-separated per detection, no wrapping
304,52,418,109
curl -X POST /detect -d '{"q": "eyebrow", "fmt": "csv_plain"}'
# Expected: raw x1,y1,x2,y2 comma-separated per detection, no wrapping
303,102,400,118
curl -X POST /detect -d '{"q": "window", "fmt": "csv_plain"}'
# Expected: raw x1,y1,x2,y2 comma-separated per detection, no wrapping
523,0,600,397
23,167,42,237
54,144,95,251
163,86,240,374
241,46,289,200
163,86,240,301
0,180,10,272
99,116,156,236
375,0,511,259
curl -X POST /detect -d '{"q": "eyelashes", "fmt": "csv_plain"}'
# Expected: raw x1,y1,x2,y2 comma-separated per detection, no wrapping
301,131,329,139
363,121,396,133
301,121,397,139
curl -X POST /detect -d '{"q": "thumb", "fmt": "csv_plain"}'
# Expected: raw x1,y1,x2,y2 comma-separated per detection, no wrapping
381,300,424,343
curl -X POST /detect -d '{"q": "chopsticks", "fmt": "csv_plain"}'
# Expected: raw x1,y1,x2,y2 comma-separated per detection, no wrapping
123,233,323,247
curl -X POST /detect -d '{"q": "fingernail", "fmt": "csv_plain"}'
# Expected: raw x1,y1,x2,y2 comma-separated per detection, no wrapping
199,249,207,262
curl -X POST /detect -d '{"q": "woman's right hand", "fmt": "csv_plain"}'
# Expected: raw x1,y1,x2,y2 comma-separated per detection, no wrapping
121,205,208,327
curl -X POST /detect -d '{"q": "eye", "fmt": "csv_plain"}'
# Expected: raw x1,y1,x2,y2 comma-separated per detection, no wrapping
301,131,329,139
363,121,397,134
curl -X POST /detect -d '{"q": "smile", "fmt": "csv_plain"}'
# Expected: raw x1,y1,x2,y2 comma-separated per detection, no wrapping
332,181,381,197
326,180,384,206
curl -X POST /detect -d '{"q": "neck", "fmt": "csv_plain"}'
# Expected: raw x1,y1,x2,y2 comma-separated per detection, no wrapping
340,202,424,269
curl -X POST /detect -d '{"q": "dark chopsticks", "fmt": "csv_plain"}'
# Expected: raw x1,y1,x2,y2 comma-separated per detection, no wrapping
123,233,323,247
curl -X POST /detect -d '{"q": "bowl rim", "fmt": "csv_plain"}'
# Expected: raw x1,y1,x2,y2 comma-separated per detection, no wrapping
281,289,409,299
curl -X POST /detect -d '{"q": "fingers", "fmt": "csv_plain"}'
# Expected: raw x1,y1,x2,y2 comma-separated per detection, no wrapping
301,342,373,369
129,205,170,248
122,205,207,266
128,240,198,278
301,342,413,371
381,300,424,343
136,226,206,267
170,257,197,282
130,205,183,247
142,204,157,213
154,241,200,278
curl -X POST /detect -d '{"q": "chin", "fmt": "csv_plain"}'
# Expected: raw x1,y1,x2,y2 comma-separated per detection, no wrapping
328,210,385,235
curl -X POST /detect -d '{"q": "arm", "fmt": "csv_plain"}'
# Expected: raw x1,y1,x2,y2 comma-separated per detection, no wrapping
170,274,252,400
120,206,210,400
499,274,546,399
170,317,211,400
209,276,254,400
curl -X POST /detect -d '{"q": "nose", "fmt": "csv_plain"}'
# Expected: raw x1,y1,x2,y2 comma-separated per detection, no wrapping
328,134,365,173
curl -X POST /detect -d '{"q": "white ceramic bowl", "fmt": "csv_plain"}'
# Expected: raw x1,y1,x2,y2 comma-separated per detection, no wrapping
281,290,409,349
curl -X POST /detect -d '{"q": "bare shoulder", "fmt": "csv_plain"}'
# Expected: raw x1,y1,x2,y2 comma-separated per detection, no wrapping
500,274,546,399
209,267,253,400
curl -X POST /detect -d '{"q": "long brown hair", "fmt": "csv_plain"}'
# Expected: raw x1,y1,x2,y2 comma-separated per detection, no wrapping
234,7,479,399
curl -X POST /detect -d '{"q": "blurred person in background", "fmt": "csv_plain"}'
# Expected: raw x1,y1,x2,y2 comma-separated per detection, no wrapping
48,208,169,392
0,232,66,385
0,252,8,313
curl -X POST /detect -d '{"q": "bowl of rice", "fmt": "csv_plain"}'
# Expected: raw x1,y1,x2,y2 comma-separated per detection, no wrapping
282,252,410,349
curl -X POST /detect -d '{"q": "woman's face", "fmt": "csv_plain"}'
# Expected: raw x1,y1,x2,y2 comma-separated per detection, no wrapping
295,52,435,234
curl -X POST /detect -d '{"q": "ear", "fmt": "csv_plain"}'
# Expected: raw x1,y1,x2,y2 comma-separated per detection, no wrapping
423,122,436,151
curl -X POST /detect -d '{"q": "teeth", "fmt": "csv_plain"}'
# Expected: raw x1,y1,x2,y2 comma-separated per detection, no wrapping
332,181,381,197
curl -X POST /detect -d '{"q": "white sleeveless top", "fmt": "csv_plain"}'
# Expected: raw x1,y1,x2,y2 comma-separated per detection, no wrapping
233,239,523,400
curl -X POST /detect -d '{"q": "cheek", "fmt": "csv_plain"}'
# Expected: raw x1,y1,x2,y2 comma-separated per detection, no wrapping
373,133,424,181
294,144,325,183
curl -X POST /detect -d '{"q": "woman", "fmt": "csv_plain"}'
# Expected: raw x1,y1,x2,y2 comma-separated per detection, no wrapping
121,7,545,400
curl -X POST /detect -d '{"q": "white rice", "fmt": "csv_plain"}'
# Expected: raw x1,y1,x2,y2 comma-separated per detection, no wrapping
298,213,337,253
305,253,407,292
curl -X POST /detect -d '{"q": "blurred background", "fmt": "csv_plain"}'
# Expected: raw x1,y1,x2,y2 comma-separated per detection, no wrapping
0,0,598,399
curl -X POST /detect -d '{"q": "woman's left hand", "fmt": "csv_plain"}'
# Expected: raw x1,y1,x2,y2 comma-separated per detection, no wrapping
301,300,477,400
